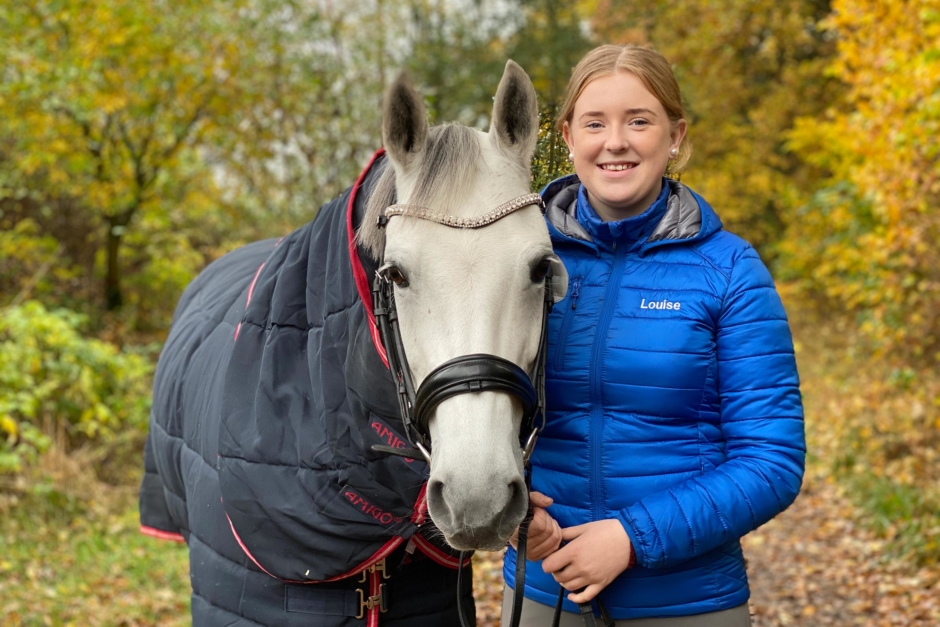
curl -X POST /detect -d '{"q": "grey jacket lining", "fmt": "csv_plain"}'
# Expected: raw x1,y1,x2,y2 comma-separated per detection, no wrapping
545,178,703,245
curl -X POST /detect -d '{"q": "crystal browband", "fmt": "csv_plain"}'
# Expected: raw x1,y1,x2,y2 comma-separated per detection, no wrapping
379,192,544,229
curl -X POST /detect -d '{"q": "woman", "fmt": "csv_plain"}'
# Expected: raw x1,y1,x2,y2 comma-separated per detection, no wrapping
501,44,805,626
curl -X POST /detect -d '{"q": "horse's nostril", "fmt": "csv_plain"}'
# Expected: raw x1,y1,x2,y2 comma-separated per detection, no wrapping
508,479,521,500
508,477,526,508
429,479,445,505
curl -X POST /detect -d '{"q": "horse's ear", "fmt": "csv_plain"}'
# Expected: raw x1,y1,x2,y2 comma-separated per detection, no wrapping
383,72,428,170
490,60,538,161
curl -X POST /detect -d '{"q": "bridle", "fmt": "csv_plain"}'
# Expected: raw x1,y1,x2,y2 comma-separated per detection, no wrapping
370,191,550,468
370,192,611,627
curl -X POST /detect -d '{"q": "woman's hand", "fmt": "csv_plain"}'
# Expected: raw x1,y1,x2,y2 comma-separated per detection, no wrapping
509,491,562,561
541,519,633,604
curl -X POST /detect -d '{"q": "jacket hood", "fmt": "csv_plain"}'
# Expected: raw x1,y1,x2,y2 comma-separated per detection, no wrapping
541,174,723,253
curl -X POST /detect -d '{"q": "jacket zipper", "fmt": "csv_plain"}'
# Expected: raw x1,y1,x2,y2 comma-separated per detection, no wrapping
590,243,626,521
552,277,582,372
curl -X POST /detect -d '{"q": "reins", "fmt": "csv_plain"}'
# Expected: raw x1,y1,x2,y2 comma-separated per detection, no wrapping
370,192,612,627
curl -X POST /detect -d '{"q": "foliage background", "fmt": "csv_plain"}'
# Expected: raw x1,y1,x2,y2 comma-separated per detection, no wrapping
1,0,938,624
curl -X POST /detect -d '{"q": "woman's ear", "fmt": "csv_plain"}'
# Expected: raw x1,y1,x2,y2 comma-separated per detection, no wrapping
670,118,688,153
562,120,573,154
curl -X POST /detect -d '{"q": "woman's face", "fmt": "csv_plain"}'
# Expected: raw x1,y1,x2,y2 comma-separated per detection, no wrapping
563,71,686,222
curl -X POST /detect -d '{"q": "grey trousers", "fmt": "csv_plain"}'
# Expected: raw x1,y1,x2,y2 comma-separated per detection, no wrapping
501,586,752,626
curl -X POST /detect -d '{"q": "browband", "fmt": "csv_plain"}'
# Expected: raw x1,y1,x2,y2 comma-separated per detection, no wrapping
378,193,544,229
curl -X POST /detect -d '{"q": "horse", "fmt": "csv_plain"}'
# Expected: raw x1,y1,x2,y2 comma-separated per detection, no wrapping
139,60,569,626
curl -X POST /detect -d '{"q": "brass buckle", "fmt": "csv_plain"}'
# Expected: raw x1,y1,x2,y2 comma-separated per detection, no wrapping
355,585,388,619
357,558,390,582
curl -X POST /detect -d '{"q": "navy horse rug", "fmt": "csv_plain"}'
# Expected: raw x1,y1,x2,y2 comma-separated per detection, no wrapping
139,151,472,626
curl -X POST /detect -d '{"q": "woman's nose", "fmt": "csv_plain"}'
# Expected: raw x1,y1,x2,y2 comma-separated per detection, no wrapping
605,125,628,151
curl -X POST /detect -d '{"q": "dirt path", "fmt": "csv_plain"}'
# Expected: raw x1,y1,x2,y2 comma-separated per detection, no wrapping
744,476,939,627
471,476,940,626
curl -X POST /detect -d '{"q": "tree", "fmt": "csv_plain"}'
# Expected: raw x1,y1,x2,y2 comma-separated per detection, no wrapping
590,0,836,254
505,0,595,188
782,0,940,362
0,0,250,310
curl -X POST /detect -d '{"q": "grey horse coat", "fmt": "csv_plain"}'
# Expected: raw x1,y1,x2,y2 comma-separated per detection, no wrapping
139,151,473,626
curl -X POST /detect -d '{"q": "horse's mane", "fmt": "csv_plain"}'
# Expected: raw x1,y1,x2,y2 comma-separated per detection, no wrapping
358,124,482,258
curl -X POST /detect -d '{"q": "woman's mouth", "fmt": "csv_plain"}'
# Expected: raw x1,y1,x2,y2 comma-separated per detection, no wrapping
599,163,638,171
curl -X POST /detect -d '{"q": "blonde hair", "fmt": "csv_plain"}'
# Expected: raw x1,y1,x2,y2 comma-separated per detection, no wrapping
556,44,692,174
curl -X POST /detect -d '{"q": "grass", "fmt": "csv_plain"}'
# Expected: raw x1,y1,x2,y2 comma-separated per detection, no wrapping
0,454,190,627
840,471,940,565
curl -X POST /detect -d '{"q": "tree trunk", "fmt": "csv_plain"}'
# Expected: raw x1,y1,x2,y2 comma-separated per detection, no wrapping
104,209,135,311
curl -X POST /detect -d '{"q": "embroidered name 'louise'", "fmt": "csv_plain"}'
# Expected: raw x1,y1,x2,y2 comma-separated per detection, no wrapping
640,298,681,311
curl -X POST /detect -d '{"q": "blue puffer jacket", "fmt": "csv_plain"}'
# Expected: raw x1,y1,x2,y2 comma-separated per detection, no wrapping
504,175,805,619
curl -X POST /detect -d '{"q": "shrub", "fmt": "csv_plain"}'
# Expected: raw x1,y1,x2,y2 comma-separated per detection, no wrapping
0,301,153,474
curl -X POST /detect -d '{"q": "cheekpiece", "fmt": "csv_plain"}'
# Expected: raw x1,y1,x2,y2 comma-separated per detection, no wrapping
380,193,544,229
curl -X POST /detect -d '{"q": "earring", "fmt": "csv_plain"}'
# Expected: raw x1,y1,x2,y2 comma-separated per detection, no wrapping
669,148,678,158
568,152,574,162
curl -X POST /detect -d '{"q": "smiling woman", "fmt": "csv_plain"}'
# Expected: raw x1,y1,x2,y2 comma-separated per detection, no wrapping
502,44,805,626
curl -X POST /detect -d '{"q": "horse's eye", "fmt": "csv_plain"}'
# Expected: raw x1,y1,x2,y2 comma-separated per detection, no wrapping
531,258,552,283
387,266,409,287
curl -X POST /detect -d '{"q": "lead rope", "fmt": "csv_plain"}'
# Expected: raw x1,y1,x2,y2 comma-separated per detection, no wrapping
551,582,615,627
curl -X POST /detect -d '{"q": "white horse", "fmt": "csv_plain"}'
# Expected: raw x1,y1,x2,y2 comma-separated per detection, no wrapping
141,60,565,626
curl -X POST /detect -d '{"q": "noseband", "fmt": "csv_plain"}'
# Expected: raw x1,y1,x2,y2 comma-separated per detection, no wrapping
370,192,551,465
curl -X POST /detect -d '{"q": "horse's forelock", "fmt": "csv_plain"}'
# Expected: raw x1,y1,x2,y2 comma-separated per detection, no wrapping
360,124,483,258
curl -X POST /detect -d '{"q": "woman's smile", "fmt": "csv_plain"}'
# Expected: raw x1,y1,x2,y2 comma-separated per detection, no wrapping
598,162,638,174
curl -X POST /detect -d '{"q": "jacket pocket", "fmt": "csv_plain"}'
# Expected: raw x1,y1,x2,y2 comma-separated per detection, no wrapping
552,277,582,373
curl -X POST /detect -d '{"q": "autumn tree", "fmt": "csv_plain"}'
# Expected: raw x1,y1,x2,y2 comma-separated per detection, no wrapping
781,0,940,362
0,0,250,310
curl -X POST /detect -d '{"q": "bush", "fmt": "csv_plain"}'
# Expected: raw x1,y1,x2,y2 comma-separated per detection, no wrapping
0,301,153,474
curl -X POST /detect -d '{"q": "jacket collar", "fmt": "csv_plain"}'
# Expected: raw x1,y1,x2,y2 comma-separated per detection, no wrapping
541,174,722,254
576,182,669,249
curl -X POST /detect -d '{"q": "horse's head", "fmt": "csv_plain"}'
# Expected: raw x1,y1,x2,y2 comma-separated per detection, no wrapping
359,61,567,550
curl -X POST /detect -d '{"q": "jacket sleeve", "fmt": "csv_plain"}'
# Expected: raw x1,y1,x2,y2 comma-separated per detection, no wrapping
139,429,185,541
617,247,805,569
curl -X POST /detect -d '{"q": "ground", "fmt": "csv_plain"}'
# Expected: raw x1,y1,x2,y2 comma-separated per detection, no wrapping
471,476,940,627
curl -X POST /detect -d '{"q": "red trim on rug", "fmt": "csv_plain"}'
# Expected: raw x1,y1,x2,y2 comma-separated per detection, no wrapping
140,525,185,543
234,260,267,342
223,484,429,582
246,262,266,307
224,506,405,584
347,148,389,368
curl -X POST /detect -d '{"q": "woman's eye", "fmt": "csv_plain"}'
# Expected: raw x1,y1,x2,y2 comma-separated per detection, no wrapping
531,258,552,283
387,266,408,287
586,121,603,129
630,119,649,127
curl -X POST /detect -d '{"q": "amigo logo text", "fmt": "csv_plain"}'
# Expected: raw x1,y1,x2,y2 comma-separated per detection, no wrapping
371,417,416,464
343,487,404,526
